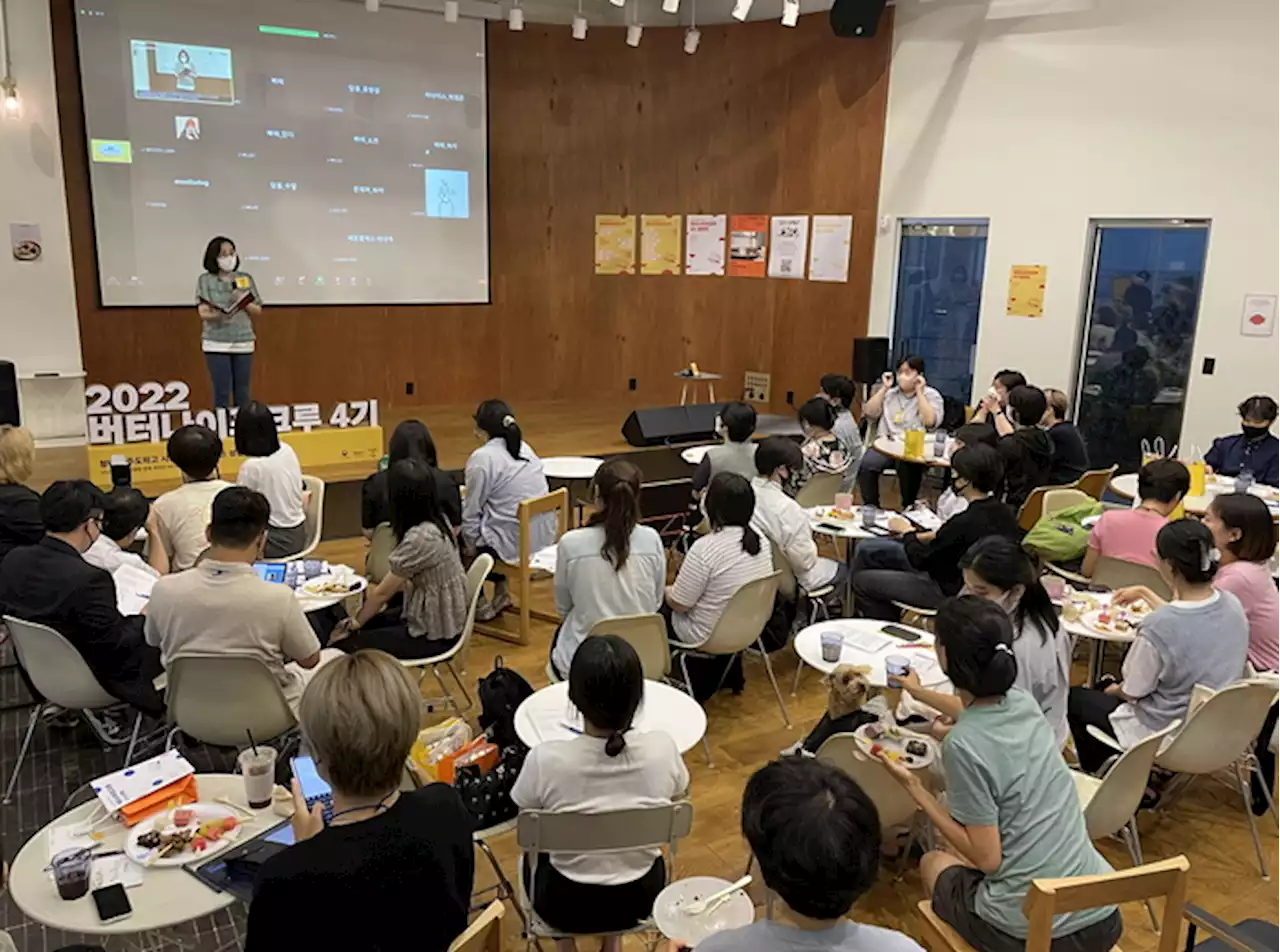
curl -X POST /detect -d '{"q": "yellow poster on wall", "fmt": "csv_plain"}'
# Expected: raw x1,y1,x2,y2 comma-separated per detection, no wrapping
594,215,636,275
640,215,682,275
1006,264,1047,317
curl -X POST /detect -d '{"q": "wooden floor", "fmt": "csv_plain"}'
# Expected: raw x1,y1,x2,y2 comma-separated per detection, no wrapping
314,532,1280,952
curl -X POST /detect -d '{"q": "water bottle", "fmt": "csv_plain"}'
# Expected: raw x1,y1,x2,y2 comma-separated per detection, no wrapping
933,430,946,458
1235,469,1256,494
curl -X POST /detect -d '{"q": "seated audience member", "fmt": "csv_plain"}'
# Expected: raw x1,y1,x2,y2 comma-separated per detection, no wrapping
1203,492,1280,814
689,757,923,952
850,445,1017,621
996,385,1054,509
1041,388,1090,486
0,481,162,715
246,651,474,952
751,437,843,594
858,355,943,508
0,425,42,563
362,419,462,537
894,538,1071,747
83,488,159,579
462,399,554,620
145,487,337,714
513,636,688,950
969,369,1027,435
798,397,851,479
667,473,772,646
149,424,231,573
690,401,758,494
234,401,307,559
818,373,866,491
1205,395,1279,486
1082,458,1188,575
879,597,1121,952
1068,519,1249,773
334,459,468,660
551,460,664,678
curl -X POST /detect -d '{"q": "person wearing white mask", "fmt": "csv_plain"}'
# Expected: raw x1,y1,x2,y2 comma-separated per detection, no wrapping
858,355,943,508
196,236,263,409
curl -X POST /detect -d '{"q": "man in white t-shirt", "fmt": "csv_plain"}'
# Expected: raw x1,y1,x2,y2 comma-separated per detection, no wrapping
83,487,160,579
749,437,842,593
145,486,339,713
149,424,231,574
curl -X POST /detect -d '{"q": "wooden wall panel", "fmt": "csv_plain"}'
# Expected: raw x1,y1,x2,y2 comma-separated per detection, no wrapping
51,0,891,413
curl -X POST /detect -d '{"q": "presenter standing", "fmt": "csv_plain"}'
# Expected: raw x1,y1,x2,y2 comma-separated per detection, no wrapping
196,236,262,409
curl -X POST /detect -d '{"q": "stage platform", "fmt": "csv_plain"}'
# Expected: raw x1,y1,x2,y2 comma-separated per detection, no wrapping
30,400,801,541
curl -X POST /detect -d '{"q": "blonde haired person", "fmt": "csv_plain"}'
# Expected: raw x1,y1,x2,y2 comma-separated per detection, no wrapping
0,425,42,564
246,651,474,952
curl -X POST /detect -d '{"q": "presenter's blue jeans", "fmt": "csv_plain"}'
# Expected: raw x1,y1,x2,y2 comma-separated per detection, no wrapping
205,352,252,409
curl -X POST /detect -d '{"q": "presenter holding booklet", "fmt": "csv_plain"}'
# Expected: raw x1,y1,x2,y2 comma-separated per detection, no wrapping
196,236,263,409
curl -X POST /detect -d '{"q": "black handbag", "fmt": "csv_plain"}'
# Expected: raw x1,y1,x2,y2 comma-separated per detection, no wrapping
455,742,527,830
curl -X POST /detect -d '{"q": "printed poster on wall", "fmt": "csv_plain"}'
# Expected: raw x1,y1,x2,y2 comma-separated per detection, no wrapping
728,215,769,278
594,215,636,275
807,215,853,283
685,214,726,276
1006,264,1047,317
767,216,809,279
640,215,682,275
1240,294,1277,337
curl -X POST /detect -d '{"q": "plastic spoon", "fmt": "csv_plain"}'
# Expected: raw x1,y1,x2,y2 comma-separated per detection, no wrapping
680,875,752,917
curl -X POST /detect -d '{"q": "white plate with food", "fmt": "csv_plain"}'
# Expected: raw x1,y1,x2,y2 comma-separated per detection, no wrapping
1079,599,1151,638
125,803,244,867
653,876,755,945
853,722,937,770
299,574,366,598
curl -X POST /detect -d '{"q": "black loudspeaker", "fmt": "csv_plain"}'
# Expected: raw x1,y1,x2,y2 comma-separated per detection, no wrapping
622,404,723,447
852,337,890,385
829,0,887,37
0,362,19,427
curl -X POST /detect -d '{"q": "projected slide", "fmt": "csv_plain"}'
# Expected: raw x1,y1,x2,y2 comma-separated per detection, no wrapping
75,0,489,306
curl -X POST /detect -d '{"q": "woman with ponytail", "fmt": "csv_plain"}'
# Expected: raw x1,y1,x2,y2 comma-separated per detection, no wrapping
881,596,1121,952
512,636,688,949
667,472,772,646
461,399,554,619
1067,518,1250,773
550,459,665,678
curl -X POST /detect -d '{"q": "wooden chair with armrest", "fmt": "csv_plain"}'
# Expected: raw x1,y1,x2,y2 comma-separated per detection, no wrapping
474,488,569,646
1075,465,1119,501
915,855,1190,952
447,900,504,952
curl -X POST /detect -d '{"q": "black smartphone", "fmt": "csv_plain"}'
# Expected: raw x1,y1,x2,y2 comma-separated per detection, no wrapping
881,624,922,643
817,522,847,533
92,884,132,924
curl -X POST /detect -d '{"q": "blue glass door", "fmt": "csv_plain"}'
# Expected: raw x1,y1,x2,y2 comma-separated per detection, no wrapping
1074,221,1210,473
891,221,989,407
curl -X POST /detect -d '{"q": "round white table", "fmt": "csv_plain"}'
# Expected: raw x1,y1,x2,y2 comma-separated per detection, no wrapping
674,371,721,405
1108,472,1279,519
294,565,368,613
793,619,943,687
10,774,278,940
873,436,953,468
1059,590,1137,683
541,456,605,481
680,445,714,466
515,680,707,754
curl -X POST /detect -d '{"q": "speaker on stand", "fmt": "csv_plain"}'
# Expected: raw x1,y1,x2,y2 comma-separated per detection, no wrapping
0,361,19,427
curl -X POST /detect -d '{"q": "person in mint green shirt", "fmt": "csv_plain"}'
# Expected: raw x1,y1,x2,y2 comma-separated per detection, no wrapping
196,235,262,408
880,596,1122,952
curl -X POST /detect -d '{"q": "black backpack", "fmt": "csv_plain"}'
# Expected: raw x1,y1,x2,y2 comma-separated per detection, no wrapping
476,656,534,750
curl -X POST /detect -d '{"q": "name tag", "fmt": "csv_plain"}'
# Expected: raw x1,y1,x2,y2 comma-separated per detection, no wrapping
892,412,905,425
234,275,251,290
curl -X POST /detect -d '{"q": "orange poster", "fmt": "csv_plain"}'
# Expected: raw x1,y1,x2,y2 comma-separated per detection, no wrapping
728,215,768,278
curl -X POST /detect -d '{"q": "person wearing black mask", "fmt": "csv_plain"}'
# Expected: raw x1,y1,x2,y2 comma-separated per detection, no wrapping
1205,395,1279,487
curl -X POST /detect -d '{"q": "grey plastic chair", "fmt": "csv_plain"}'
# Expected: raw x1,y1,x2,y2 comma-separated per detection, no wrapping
2,615,144,803
588,613,671,680
516,802,693,951
164,654,297,749
284,474,325,561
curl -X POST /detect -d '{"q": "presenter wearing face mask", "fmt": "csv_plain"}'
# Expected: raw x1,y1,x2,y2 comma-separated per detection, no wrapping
858,354,944,508
1205,395,1279,487
196,236,263,409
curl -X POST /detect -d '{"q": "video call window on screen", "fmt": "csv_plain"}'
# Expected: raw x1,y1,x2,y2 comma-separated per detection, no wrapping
130,41,236,105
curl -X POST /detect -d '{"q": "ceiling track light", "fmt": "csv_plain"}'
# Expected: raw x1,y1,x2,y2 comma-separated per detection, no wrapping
663,0,680,14
683,27,700,53
626,23,643,46
365,0,379,11
730,0,753,20
444,0,459,22
781,0,799,26
572,0,588,39
508,3,524,30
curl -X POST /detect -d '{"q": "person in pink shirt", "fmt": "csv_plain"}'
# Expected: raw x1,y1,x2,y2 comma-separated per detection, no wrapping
1082,459,1189,576
1203,493,1279,673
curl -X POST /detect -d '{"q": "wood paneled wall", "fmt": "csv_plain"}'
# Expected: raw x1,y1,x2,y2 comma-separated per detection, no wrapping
51,0,891,413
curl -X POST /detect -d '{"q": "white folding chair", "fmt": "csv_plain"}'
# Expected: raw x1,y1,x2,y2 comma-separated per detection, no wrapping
164,654,297,749
285,474,325,561
2,615,146,804
588,613,671,680
516,802,693,951
669,572,787,765
1070,720,1180,929
794,471,843,509
1148,677,1279,879
402,553,493,717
